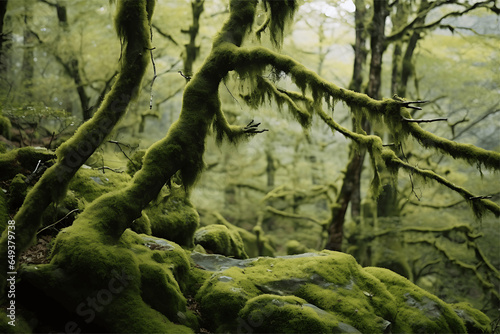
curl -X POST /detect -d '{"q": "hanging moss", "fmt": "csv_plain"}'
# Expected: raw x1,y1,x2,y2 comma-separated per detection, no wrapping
404,120,500,171
262,0,298,48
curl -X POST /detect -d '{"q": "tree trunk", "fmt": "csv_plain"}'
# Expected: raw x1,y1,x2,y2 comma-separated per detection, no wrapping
182,0,204,76
0,0,9,74
21,2,35,100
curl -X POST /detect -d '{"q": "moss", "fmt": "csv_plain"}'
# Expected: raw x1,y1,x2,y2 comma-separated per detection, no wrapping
21,228,194,333
193,250,487,333
404,119,500,171
261,0,298,48
0,308,33,333
68,168,132,204
8,174,28,211
40,189,81,230
0,113,11,139
212,214,275,257
130,210,152,235
237,294,349,333
451,302,491,333
0,147,56,182
147,193,199,247
0,190,8,232
364,266,468,333
194,224,248,259
286,239,314,255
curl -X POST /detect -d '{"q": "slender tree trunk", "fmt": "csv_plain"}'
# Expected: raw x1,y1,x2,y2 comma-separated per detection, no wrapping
182,0,204,76
21,2,35,100
0,0,8,74
324,0,368,251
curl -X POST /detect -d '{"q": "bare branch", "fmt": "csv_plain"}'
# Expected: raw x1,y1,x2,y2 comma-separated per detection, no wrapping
402,117,447,123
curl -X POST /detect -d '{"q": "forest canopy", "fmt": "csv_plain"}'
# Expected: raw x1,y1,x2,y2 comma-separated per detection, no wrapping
0,0,499,333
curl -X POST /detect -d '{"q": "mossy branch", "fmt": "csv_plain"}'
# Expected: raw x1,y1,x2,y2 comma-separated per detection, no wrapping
403,120,500,170
405,238,499,300
0,0,154,294
382,150,500,218
266,206,324,226
263,84,499,217
225,46,500,171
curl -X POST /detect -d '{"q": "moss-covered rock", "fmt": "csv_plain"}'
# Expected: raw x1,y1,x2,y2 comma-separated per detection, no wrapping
193,251,490,333
194,224,248,259
451,302,492,333
68,167,132,204
19,230,195,333
237,294,361,333
286,239,314,255
209,212,275,257
147,193,199,247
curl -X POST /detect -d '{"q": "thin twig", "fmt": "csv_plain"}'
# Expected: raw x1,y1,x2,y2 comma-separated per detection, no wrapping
469,195,493,200
37,209,80,235
108,140,137,168
97,166,124,173
223,81,242,110
149,47,157,110
399,100,428,110
402,117,448,123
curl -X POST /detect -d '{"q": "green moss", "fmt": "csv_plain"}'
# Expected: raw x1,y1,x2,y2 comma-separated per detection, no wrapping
212,214,275,257
68,168,132,204
451,302,491,333
0,190,8,232
365,266,468,333
130,210,152,235
21,228,194,333
286,239,314,255
237,294,351,333
0,147,56,182
8,174,28,211
194,224,248,259
0,113,11,139
0,308,33,333
262,0,298,48
147,193,199,247
193,250,487,333
404,119,500,171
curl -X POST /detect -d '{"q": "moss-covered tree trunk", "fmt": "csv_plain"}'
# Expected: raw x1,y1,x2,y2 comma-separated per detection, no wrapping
0,0,154,294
